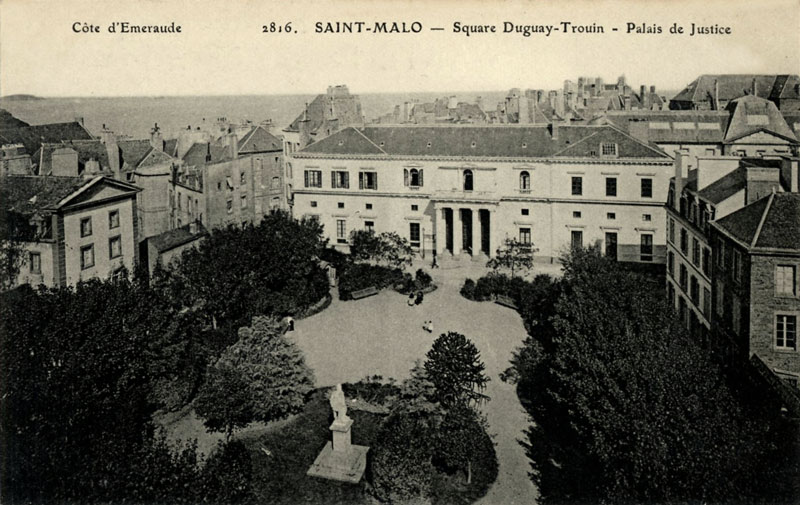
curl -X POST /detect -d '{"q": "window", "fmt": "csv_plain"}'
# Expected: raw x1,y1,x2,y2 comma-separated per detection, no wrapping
702,248,711,276
409,222,421,249
605,177,617,196
776,265,797,296
109,210,120,229
692,238,700,266
226,199,233,213
605,232,618,260
404,168,423,188
668,218,675,244
80,217,92,237
521,208,529,216
411,205,419,211
519,227,531,245
642,214,652,222
240,171,246,185
29,252,41,274
520,171,531,191
366,203,373,210
640,234,653,262
463,170,473,191
776,315,796,350
217,181,222,191
304,170,322,188
226,176,234,191
607,212,616,220
601,142,617,157
80,244,95,270
338,202,345,209
332,170,349,189
573,211,582,219
641,178,653,198
109,236,122,259
310,201,318,208
732,250,742,282
360,171,378,190
702,288,711,317
679,264,688,291
336,220,347,244
271,176,280,189
571,176,583,196
571,230,583,251
680,228,688,255
241,195,248,208
270,197,280,209
690,275,699,305
365,221,375,233
668,251,675,276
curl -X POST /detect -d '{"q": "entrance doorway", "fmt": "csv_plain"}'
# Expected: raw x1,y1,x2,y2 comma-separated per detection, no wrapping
480,209,490,255
444,208,453,254
461,209,472,254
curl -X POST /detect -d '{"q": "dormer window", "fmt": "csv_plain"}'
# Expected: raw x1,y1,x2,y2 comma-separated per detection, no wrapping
463,169,474,191
520,171,531,191
379,141,385,147
426,142,432,148
471,141,477,148
338,140,344,146
601,143,618,157
522,143,527,149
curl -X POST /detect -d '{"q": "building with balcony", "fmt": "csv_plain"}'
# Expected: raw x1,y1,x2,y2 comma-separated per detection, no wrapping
289,124,673,263
1,175,141,288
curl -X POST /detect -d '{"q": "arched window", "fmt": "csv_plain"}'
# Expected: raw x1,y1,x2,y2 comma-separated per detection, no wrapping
463,169,473,191
405,168,423,187
520,171,530,191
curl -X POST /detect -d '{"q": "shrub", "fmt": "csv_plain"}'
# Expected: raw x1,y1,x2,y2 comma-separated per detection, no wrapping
415,268,433,288
337,263,405,300
342,376,400,407
370,414,435,503
460,278,476,299
201,440,253,505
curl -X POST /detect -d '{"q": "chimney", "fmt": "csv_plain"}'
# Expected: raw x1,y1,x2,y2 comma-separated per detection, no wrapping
745,164,781,204
779,157,799,193
650,85,656,94
100,124,120,176
205,142,212,163
228,132,238,159
752,77,758,97
623,95,632,110
628,119,649,143
189,220,198,234
150,123,163,151
551,121,559,140
673,149,690,210
640,85,647,110
714,79,720,110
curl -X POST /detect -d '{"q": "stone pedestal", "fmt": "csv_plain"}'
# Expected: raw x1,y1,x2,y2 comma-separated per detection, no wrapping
307,416,369,484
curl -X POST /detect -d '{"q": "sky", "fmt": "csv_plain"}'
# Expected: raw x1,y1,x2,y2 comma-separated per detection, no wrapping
1,0,799,97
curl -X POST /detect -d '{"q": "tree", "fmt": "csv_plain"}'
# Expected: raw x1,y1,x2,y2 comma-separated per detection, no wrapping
424,332,489,409
434,404,487,485
348,229,383,262
0,207,34,290
201,440,253,504
196,316,315,433
370,413,435,503
348,229,413,269
380,231,414,269
195,365,254,440
486,237,536,278
510,246,784,503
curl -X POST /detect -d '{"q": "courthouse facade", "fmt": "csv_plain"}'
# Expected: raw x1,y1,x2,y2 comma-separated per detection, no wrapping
289,124,673,263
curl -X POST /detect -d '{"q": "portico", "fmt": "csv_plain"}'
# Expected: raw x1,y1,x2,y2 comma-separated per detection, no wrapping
434,201,497,258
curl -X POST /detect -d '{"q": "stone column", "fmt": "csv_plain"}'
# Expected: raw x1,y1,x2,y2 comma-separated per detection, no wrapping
436,207,446,255
486,209,494,258
471,208,481,256
453,208,462,256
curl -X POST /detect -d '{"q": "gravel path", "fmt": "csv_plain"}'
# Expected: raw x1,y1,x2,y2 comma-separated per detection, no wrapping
292,267,540,504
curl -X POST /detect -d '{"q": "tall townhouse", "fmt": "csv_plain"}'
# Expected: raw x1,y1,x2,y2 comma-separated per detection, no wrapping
288,124,673,263
1,175,141,288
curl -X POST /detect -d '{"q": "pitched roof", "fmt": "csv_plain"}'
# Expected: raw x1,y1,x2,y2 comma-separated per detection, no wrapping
696,167,746,204
34,140,112,175
592,111,729,143
715,192,800,251
0,109,29,129
118,139,154,169
298,125,669,159
0,175,87,216
238,126,282,153
182,142,232,166
671,75,800,105
723,95,798,144
0,121,93,155
149,222,208,253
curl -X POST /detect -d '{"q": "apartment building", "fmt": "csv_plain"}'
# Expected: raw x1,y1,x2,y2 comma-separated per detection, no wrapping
289,124,673,264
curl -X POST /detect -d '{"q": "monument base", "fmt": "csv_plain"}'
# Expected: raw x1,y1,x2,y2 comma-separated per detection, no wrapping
306,441,369,484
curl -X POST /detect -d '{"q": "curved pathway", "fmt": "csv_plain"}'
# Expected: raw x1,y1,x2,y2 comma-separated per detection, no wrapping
292,265,540,504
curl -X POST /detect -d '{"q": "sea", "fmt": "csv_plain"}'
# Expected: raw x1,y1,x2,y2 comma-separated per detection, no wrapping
0,92,512,140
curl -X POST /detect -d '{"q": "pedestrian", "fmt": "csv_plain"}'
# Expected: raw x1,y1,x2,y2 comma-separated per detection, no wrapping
432,252,439,269
415,291,424,305
427,320,434,333
408,293,415,306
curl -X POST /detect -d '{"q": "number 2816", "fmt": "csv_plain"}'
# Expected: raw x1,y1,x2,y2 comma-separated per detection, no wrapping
263,22,293,33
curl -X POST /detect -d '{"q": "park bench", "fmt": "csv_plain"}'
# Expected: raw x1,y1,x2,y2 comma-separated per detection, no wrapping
350,286,378,300
494,294,518,310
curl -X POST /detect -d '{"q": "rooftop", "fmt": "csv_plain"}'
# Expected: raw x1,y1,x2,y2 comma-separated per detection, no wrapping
715,192,800,251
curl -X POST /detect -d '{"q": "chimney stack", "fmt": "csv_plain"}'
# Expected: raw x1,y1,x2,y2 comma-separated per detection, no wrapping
752,78,758,97
550,121,559,140
228,132,239,159
150,123,163,151
640,85,647,110
714,79,720,110
780,157,799,193
673,149,690,210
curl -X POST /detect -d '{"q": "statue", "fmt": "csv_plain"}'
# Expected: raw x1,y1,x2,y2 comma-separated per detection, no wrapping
329,384,349,422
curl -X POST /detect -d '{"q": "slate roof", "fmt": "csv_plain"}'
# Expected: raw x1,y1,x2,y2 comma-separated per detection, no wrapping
149,222,208,253
714,192,800,251
297,125,669,159
0,109,29,129
182,142,231,166
695,167,746,204
0,121,93,155
592,111,729,143
0,175,87,216
118,140,154,169
723,95,798,143
33,139,112,175
238,126,282,153
671,74,800,106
